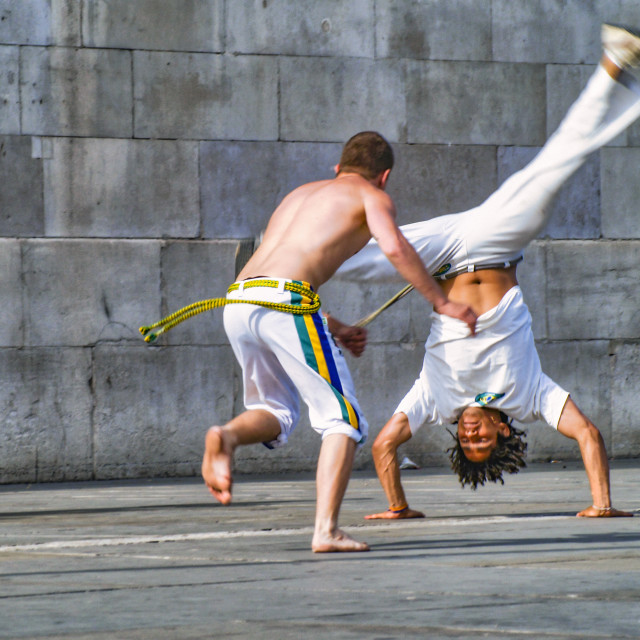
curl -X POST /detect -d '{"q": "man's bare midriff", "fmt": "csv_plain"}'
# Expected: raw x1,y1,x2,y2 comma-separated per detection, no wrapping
237,176,375,290
439,265,519,316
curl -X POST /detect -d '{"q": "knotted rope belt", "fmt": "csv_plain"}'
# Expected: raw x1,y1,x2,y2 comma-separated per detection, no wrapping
139,279,320,343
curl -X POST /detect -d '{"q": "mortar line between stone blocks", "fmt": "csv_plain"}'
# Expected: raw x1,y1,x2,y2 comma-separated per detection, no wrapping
90,344,97,480
542,241,549,339
276,57,282,141
372,0,378,60
222,0,228,53
17,45,24,136
197,143,203,238
129,49,135,139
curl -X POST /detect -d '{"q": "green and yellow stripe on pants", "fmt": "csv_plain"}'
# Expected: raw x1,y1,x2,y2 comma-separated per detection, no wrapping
290,289,361,434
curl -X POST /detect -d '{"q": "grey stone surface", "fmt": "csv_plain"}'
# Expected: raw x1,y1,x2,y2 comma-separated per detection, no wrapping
0,347,92,483
546,65,604,139
322,277,431,346
323,278,407,344
227,0,373,57
279,57,406,143
350,342,431,464
601,147,640,239
133,52,278,140
20,46,132,137
160,240,241,346
2,1,640,483
0,0,52,45
51,0,83,46
376,0,492,61
533,340,613,457
0,135,44,236
627,111,640,146
497,146,601,239
514,242,546,340
611,341,640,457
0,240,23,347
234,414,321,474
492,0,601,64
1,464,638,639
617,0,640,25
0,0,80,46
43,138,199,238
0,46,19,134
92,344,235,479
546,241,640,340
546,62,640,148
23,240,160,346
83,0,224,52
200,141,341,239
406,61,546,144
388,144,497,225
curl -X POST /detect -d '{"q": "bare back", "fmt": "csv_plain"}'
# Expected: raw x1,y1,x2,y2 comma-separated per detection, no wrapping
238,175,388,290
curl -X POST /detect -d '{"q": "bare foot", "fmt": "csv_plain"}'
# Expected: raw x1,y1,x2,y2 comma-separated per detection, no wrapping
312,528,370,553
364,508,425,520
201,426,233,505
576,505,633,517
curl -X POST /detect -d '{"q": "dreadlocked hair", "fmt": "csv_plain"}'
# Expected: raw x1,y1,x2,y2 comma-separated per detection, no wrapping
447,418,528,490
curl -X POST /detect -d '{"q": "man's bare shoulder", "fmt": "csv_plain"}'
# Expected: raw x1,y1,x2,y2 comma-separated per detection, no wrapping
286,178,335,199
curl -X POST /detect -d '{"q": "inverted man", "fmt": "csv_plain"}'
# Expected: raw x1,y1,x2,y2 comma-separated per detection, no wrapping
200,131,476,552
337,25,640,519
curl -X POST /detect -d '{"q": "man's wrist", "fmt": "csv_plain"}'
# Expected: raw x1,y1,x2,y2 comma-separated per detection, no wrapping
432,295,448,312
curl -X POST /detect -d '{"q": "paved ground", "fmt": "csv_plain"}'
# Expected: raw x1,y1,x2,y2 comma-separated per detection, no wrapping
0,460,639,640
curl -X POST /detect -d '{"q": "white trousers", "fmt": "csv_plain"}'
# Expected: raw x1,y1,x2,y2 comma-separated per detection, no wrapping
338,66,640,281
224,280,367,448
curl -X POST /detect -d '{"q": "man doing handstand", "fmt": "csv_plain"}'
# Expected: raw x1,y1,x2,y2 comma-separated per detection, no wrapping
337,24,640,520
201,132,477,552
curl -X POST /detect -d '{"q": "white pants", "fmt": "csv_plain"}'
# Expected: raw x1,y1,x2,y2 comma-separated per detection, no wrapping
338,66,640,281
336,65,640,429
224,279,367,448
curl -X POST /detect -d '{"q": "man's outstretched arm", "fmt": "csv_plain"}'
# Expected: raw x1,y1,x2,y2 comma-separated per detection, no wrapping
363,189,477,335
365,413,425,520
556,398,633,517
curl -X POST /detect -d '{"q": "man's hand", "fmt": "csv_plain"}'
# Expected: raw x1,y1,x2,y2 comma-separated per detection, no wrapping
577,505,634,517
325,314,368,357
434,299,477,335
364,507,425,520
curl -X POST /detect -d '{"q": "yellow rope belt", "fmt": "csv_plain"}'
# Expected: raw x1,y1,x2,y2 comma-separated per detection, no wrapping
139,279,321,343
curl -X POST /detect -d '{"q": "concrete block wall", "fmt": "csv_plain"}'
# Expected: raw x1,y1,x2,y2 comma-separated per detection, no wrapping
1,0,639,482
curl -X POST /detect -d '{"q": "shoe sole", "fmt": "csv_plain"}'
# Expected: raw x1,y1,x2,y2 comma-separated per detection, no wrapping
603,22,640,42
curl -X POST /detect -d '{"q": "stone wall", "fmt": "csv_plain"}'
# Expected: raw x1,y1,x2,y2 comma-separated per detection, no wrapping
1,0,639,482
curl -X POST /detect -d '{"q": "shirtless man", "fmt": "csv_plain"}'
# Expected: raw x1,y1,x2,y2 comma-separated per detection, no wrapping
201,131,477,552
336,25,640,521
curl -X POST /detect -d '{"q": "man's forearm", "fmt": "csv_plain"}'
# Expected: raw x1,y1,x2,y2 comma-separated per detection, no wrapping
374,446,408,510
378,230,447,310
578,427,612,508
377,229,477,333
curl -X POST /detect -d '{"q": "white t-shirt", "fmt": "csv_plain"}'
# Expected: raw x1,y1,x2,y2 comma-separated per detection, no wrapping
397,286,569,431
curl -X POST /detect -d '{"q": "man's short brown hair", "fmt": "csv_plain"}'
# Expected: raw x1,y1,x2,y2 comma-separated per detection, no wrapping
338,131,394,180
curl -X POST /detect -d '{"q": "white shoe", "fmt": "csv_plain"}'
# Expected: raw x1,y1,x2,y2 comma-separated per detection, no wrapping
399,456,420,470
602,23,640,69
